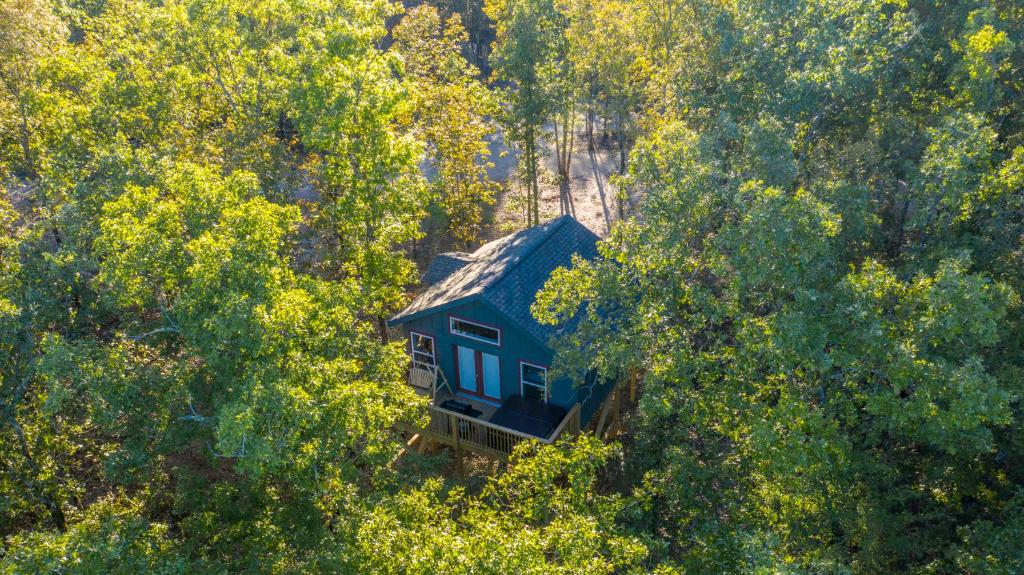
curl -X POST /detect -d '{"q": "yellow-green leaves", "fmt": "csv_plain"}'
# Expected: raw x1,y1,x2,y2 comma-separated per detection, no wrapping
394,5,499,246
353,437,647,575
2,495,185,574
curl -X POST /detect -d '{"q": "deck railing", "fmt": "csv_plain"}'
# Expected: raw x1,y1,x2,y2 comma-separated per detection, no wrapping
417,401,582,459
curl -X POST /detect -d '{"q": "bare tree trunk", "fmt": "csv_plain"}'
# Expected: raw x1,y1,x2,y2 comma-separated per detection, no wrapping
524,126,540,226
554,104,576,180
564,104,575,176
536,138,541,225
527,156,535,225
586,93,596,152
536,145,544,224
601,100,609,145
617,111,627,174
554,121,563,178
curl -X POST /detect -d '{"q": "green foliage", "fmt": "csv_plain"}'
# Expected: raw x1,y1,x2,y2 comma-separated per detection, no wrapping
352,437,648,575
486,0,570,224
2,496,183,574
290,0,428,316
0,0,67,177
3,0,1024,572
537,0,1024,572
1,0,430,569
394,5,498,246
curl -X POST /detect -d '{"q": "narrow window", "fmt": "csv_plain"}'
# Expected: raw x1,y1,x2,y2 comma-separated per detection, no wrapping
410,332,435,366
449,317,500,346
520,362,548,403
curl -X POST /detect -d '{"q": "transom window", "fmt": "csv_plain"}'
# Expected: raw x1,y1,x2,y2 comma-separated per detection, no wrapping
520,362,548,403
410,332,435,366
449,317,500,346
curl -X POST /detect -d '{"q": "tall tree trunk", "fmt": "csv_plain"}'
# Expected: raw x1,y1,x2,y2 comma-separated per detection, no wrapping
554,104,576,181
531,145,539,225
601,101,609,145
564,104,575,176
617,111,627,174
532,152,539,225
525,126,541,226
554,121,563,178
586,101,595,152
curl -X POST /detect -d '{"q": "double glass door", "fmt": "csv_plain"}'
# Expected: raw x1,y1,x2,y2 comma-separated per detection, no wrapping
457,345,500,399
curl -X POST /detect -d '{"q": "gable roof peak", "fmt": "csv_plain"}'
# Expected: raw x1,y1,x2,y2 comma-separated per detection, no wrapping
389,216,599,345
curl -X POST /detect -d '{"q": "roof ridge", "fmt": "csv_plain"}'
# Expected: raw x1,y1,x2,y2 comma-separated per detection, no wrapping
487,215,571,290
388,215,591,327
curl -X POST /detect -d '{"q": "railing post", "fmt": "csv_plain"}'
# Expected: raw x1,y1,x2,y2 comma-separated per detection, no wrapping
450,412,463,474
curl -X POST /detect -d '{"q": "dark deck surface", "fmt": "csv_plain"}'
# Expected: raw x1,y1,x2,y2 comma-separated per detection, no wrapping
439,398,483,419
488,394,568,439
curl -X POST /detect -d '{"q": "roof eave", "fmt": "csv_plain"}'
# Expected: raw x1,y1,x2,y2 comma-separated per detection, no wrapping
387,294,481,327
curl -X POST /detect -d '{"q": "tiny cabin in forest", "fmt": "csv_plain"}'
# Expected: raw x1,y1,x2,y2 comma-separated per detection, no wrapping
389,215,616,457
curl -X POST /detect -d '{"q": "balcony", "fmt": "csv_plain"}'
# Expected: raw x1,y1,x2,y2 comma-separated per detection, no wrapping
402,362,582,460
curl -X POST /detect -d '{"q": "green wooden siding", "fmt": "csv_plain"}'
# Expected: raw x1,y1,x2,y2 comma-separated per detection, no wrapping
402,300,613,426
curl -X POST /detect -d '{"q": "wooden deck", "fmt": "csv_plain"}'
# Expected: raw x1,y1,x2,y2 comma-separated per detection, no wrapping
402,366,583,461
409,399,582,461
400,362,635,465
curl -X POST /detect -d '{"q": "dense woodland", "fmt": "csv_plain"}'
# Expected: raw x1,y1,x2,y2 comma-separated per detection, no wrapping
1,0,1023,572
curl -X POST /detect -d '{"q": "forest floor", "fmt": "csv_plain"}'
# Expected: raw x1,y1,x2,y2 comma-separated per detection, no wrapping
486,122,623,240
406,120,631,276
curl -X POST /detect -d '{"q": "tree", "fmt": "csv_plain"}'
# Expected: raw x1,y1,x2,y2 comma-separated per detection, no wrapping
536,0,1024,571
3,496,185,574
486,0,568,225
394,5,499,247
290,0,428,332
350,437,648,574
0,0,66,177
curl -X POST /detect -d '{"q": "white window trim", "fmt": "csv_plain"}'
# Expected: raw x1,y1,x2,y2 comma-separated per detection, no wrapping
410,332,435,366
519,361,548,403
449,316,501,346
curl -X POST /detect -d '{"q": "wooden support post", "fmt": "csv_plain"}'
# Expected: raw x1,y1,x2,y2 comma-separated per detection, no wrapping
450,413,463,475
407,433,422,451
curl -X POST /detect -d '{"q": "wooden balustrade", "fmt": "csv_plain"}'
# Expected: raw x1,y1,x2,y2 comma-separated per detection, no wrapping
416,402,582,460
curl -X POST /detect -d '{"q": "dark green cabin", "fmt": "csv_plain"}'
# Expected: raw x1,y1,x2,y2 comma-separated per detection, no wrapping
389,215,613,441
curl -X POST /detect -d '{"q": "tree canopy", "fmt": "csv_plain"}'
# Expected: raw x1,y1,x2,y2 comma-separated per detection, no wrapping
2,0,1023,573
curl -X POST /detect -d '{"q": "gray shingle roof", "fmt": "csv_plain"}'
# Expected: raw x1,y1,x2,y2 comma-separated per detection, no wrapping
421,252,475,284
390,215,599,346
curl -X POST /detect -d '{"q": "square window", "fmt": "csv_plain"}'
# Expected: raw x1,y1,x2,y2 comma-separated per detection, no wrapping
410,333,435,366
520,362,548,403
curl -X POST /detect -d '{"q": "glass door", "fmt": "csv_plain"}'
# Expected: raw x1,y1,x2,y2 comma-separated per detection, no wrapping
457,346,476,393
